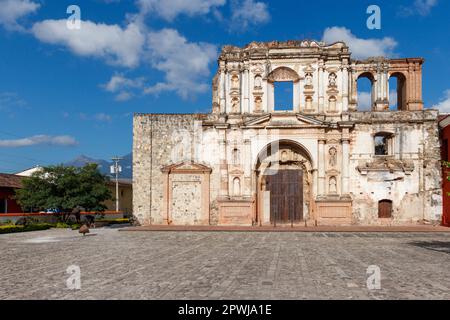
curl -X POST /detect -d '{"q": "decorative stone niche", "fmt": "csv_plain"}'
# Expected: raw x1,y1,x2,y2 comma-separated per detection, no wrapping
161,162,211,225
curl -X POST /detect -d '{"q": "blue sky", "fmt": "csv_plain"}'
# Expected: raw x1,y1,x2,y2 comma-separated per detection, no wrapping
0,0,449,173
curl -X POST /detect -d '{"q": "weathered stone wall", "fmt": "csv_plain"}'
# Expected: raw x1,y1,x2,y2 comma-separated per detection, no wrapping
134,110,442,226
348,110,442,224
133,113,213,225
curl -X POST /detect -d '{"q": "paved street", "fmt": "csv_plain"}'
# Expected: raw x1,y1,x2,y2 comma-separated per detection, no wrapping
1,228,450,300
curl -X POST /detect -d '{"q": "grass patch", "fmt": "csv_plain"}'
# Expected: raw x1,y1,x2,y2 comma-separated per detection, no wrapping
0,223,54,234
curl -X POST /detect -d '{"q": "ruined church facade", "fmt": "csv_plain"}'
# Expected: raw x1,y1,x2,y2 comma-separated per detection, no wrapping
133,40,442,226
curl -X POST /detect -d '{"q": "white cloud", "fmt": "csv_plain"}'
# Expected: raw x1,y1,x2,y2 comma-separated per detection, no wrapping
102,74,146,101
78,112,113,122
145,28,217,99
0,0,40,31
31,15,217,100
0,135,78,147
136,0,226,21
322,27,397,60
94,113,112,122
401,0,438,16
115,91,133,101
358,91,372,111
0,92,27,111
102,74,145,92
433,89,450,113
31,20,145,67
230,0,270,30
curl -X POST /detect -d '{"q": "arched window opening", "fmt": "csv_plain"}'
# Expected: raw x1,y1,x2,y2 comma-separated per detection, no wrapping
274,81,293,111
378,199,393,218
389,73,407,110
356,73,375,111
374,132,394,156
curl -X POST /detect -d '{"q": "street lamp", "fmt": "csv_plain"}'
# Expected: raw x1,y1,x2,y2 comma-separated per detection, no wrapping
110,156,123,212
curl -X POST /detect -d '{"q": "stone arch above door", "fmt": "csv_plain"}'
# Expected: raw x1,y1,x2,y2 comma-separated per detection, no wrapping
255,140,314,224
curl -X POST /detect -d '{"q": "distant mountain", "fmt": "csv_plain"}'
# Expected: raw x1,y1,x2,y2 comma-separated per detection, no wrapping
65,153,132,179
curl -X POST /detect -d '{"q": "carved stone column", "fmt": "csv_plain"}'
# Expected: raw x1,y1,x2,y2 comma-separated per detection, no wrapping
219,130,229,197
219,62,226,113
244,139,252,195
318,139,326,196
349,69,358,111
341,135,350,195
318,63,324,113
243,65,250,113
341,65,349,112
267,81,274,112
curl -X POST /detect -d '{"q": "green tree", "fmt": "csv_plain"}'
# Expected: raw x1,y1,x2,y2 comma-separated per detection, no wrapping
16,164,112,221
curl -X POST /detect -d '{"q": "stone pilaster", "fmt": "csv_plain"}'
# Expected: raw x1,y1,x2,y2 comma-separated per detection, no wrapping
318,138,326,196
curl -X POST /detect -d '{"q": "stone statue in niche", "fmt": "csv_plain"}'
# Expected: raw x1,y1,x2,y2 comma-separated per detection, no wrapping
233,177,241,196
328,72,337,87
254,96,262,111
329,176,337,194
305,96,313,110
305,73,313,87
254,75,262,88
231,97,239,113
231,74,239,88
329,147,337,167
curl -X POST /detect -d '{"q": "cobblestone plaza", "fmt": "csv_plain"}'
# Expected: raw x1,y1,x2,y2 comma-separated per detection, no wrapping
1,228,450,300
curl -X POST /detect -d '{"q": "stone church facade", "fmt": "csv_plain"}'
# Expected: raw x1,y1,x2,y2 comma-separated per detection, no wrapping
133,40,442,226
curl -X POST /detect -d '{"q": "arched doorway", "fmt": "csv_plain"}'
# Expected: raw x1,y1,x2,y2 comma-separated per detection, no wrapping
255,140,313,225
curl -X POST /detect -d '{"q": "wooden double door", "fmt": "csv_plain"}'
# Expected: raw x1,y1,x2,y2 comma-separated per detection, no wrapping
266,169,303,224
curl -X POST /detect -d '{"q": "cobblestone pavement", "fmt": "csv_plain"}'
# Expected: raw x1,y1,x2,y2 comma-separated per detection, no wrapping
1,228,450,300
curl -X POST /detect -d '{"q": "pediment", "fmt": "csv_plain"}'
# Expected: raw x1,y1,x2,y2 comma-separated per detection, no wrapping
162,161,212,173
243,114,327,128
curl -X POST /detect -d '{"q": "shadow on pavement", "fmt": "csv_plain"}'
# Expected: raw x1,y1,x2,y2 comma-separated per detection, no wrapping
408,241,450,254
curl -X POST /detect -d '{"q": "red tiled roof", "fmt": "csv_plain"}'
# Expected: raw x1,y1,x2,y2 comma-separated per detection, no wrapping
0,173,23,189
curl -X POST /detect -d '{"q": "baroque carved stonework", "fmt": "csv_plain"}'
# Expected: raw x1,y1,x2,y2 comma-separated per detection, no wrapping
267,67,300,83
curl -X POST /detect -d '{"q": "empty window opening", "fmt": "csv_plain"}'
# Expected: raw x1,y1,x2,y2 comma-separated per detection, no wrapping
374,132,393,156
274,81,293,111
389,73,407,110
356,73,375,111
378,199,393,218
